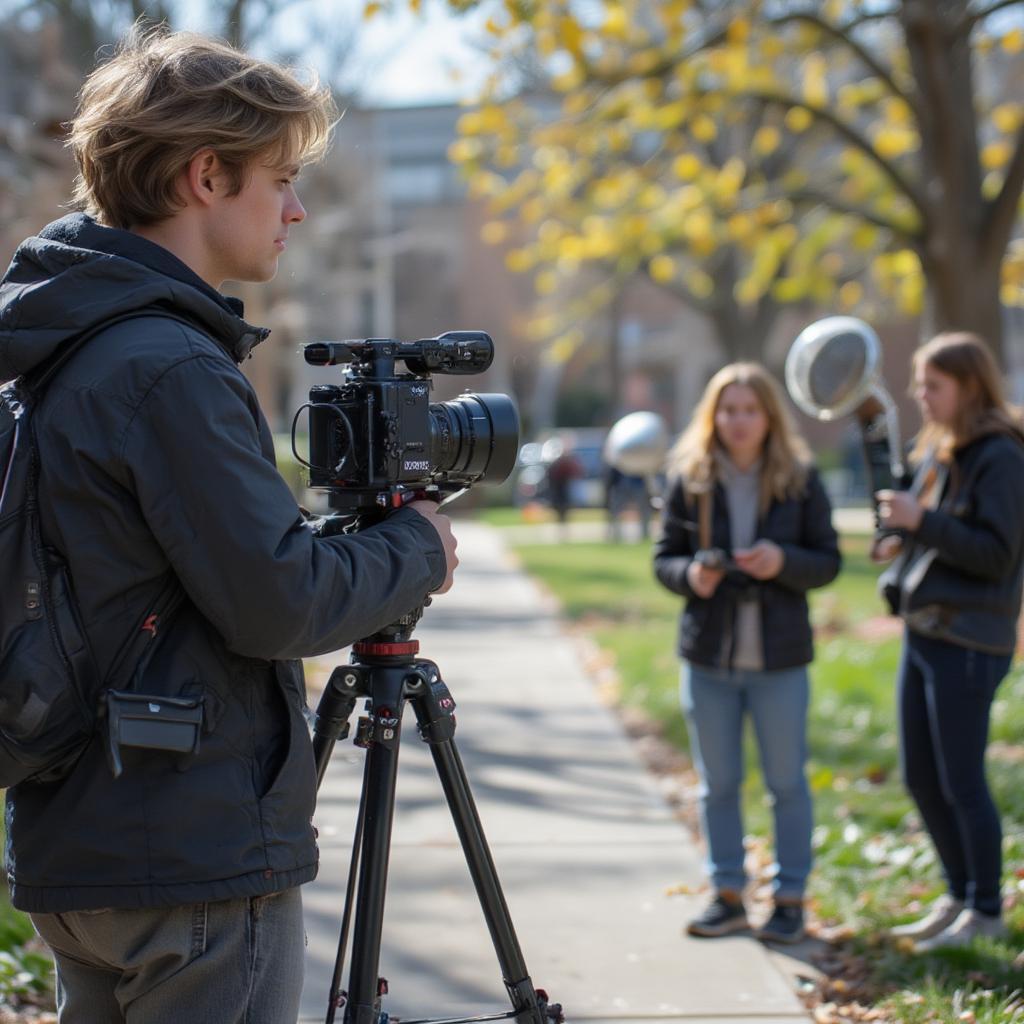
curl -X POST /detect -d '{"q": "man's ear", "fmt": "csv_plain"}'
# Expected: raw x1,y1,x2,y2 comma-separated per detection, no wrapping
184,149,226,208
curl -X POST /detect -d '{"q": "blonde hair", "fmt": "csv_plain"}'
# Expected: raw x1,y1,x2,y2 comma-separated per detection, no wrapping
910,332,1024,464
68,25,337,229
668,362,811,510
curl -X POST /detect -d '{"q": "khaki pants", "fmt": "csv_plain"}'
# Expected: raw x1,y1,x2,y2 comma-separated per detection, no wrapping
31,888,305,1024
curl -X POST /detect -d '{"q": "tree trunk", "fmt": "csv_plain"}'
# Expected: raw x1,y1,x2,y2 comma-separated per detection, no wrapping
705,249,781,364
920,246,1005,353
902,0,1006,359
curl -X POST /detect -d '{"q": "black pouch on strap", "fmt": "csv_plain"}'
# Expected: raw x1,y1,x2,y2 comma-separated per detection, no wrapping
103,690,203,778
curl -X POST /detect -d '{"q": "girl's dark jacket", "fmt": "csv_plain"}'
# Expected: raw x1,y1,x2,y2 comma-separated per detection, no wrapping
653,464,841,670
879,429,1024,655
0,214,447,913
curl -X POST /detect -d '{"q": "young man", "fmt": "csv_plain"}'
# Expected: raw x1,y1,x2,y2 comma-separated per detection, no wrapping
0,28,457,1023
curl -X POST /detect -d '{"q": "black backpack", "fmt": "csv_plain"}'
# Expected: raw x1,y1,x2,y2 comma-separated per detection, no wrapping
0,314,199,787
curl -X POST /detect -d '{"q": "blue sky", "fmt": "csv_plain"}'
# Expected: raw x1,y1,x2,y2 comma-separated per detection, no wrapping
333,3,491,106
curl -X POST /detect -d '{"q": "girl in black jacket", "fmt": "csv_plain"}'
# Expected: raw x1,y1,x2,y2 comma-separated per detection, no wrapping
876,332,1024,951
654,363,840,943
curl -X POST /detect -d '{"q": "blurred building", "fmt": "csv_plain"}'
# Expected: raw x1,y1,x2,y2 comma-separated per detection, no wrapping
237,103,537,434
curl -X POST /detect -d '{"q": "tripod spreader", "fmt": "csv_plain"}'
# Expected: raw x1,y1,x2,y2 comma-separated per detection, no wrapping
312,640,563,1024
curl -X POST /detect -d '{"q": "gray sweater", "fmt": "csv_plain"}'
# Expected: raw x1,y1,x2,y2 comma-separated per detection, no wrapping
717,454,764,670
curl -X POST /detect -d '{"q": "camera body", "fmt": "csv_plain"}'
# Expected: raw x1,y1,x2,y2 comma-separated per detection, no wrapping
296,332,519,514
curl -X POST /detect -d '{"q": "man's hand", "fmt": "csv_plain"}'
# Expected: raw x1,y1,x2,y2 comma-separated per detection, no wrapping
733,540,785,580
407,500,459,593
875,489,923,532
687,560,725,598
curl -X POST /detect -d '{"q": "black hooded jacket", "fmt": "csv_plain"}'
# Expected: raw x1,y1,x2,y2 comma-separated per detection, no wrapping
0,214,447,912
653,467,840,671
880,429,1024,654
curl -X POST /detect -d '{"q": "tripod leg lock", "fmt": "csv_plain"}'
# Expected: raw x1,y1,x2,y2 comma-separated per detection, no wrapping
505,977,564,1024
410,671,458,744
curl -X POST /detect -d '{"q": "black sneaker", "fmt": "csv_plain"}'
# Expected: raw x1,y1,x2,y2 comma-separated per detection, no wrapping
756,902,805,944
686,893,748,937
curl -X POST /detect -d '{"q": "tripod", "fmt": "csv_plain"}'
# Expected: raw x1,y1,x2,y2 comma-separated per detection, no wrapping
311,606,563,1024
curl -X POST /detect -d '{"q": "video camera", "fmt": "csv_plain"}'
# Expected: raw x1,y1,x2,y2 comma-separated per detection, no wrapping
293,331,519,516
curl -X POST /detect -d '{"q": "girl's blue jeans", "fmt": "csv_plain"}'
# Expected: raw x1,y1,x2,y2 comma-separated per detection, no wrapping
681,662,813,901
898,629,1010,916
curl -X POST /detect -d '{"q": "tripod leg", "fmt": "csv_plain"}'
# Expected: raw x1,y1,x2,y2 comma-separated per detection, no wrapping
343,664,409,1024
409,668,555,1024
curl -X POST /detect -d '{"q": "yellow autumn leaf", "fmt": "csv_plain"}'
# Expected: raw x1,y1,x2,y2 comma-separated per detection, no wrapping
548,331,582,363
773,277,807,302
363,1,384,19
552,67,585,92
752,125,781,156
726,213,754,241
692,114,718,142
802,53,829,108
982,171,1003,200
480,221,508,245
898,274,924,315
734,277,762,306
505,249,533,272
982,141,1012,170
535,270,558,295
881,97,913,125
821,252,844,276
447,138,482,164
874,126,919,159
1002,28,1024,54
852,224,879,251
558,15,583,54
785,107,813,133
673,153,702,180
604,4,629,39
649,254,676,282
992,103,1023,134
839,281,864,309
686,268,715,299
495,145,519,168
520,197,545,223
727,17,749,44
1001,282,1024,306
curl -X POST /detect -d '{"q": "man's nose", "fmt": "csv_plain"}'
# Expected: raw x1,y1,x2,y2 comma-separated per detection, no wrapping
287,189,306,224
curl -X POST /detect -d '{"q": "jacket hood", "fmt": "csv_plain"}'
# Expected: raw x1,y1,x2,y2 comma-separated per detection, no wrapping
0,213,269,379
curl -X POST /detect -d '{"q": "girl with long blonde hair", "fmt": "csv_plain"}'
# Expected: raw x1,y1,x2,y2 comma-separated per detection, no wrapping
876,332,1024,951
654,362,840,943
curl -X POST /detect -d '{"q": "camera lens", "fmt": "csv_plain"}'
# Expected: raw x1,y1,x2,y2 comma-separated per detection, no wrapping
429,393,519,485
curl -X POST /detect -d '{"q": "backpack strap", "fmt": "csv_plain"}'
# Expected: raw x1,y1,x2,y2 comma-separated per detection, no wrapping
24,311,197,395
25,312,197,692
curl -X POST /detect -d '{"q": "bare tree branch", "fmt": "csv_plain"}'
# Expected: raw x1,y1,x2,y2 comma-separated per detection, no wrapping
842,7,901,33
788,188,921,238
965,0,1024,30
733,88,929,222
768,11,922,121
983,123,1024,259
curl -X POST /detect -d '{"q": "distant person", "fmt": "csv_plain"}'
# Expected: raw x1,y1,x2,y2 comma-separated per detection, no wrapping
604,464,651,542
875,332,1024,951
653,363,840,943
546,442,583,527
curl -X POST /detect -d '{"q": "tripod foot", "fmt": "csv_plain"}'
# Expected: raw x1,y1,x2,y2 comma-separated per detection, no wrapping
536,990,564,1023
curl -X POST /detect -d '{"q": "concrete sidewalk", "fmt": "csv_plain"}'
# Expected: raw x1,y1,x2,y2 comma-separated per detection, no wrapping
299,522,810,1024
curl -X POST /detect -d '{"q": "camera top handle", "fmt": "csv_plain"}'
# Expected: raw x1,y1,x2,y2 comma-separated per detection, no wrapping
303,331,494,378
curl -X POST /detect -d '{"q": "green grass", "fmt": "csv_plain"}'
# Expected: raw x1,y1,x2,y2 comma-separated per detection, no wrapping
503,520,1024,1023
0,826,54,1007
